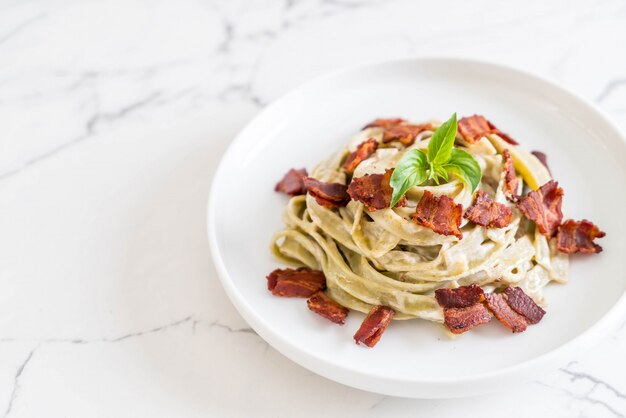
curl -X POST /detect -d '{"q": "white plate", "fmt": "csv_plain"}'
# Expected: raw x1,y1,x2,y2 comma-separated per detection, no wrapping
207,58,626,398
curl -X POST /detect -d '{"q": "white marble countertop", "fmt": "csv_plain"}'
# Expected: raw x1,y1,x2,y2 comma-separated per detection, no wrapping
1,0,625,416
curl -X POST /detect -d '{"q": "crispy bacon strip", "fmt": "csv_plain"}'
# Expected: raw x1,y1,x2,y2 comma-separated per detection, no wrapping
436,285,489,334
362,118,433,146
484,292,527,333
275,168,308,196
464,190,512,228
516,180,564,238
307,291,349,325
502,149,518,201
347,169,407,211
458,115,518,145
382,123,433,146
303,177,350,208
435,284,485,308
353,305,395,348
458,115,491,144
342,138,378,174
556,219,605,254
531,150,550,174
411,191,463,239
503,287,545,324
363,118,406,129
443,304,491,334
266,267,326,298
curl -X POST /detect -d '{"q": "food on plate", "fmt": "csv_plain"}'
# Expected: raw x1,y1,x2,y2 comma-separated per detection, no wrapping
343,138,378,174
442,303,491,335
302,177,350,208
556,219,605,254
464,190,513,228
307,291,350,325
275,168,308,196
353,305,395,347
516,180,563,238
266,267,326,297
267,113,605,347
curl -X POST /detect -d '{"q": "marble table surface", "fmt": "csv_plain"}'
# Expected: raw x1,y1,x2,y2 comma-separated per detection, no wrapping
1,0,625,416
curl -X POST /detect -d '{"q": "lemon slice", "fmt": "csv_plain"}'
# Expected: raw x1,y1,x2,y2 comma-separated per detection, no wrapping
487,134,551,190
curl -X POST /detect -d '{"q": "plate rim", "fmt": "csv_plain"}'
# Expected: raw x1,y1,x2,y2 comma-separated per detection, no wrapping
207,56,626,394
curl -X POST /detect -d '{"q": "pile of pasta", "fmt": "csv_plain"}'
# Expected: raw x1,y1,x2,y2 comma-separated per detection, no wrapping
267,115,605,346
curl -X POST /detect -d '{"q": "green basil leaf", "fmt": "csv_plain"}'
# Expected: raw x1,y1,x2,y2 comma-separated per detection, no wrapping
427,113,457,166
427,162,436,181
389,149,429,207
442,148,482,192
434,165,449,182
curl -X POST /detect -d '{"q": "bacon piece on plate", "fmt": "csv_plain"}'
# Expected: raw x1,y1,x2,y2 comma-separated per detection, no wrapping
458,115,519,145
531,150,551,174
503,287,545,324
353,305,395,348
502,149,518,201
464,190,512,228
266,267,326,297
342,138,378,174
362,118,433,146
303,177,350,208
458,115,491,144
436,285,489,334
443,303,491,334
307,291,349,325
411,191,463,239
275,168,308,196
516,180,563,238
556,219,606,254
347,169,407,211
435,284,485,308
363,118,406,129
484,292,528,333
382,123,433,146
